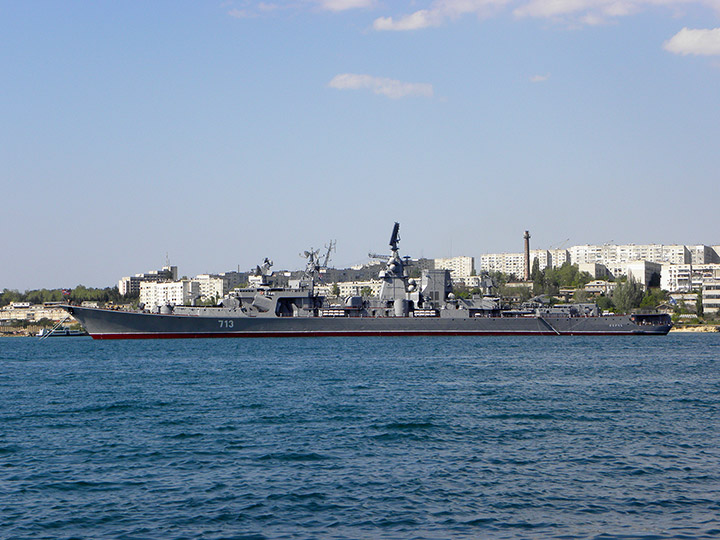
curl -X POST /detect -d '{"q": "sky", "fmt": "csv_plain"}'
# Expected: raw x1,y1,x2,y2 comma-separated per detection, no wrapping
1,0,719,290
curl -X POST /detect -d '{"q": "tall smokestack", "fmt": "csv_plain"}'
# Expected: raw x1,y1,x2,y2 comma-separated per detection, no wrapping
524,230,531,281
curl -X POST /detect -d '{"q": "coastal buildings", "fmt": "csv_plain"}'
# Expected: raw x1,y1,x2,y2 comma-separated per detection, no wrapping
433,256,475,281
0,303,71,323
118,265,178,296
191,272,245,301
660,264,720,293
480,250,556,277
139,280,200,308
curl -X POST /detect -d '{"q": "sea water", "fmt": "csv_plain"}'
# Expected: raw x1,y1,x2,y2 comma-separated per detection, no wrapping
1,335,719,539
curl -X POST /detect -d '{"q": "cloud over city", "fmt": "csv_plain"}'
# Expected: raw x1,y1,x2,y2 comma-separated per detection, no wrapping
319,0,375,11
370,0,720,30
373,0,509,31
664,27,720,56
328,73,434,98
530,73,551,82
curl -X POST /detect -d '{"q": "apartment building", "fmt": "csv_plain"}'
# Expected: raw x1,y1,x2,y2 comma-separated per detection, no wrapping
434,256,475,281
139,280,200,308
661,264,720,293
118,265,178,296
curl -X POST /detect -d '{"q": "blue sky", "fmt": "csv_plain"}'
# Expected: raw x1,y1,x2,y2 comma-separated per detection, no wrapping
2,1,719,290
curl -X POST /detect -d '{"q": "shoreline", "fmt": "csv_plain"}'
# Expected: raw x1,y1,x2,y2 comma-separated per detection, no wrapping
670,325,719,333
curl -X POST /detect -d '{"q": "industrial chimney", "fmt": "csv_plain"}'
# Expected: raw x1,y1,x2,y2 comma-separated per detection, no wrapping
523,230,531,281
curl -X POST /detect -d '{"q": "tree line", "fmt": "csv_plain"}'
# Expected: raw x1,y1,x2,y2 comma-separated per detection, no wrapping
0,286,135,307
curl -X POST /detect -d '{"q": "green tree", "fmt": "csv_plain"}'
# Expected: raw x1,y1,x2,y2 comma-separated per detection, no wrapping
639,288,667,309
531,259,543,294
696,290,704,318
331,283,340,297
452,284,471,299
612,279,644,313
573,289,590,303
360,286,373,297
596,295,614,312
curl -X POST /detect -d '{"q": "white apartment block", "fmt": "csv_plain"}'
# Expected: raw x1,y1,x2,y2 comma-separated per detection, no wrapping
624,261,662,287
434,256,475,281
192,275,225,301
702,279,720,313
661,263,720,293
480,250,555,277
191,271,245,301
578,263,609,279
336,280,382,298
119,265,178,296
481,243,718,281
568,244,688,266
549,249,570,267
140,280,200,308
688,245,719,264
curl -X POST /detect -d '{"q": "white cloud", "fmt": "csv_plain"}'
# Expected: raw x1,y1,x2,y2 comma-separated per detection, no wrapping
371,0,720,29
373,0,510,31
664,27,720,55
373,10,441,30
320,0,374,11
530,73,551,82
511,0,649,24
328,73,434,98
228,8,253,18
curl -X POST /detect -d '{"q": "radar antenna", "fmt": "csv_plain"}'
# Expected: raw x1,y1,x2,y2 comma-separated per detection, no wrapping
322,240,336,268
389,222,400,251
300,248,321,279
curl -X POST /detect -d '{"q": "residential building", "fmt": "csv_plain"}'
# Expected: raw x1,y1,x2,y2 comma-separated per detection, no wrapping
624,261,662,288
434,256,475,281
118,265,178,296
661,263,720,293
702,279,720,313
688,245,718,264
480,250,552,277
191,272,246,301
568,244,688,266
578,263,609,279
139,280,200,308
336,280,382,298
584,280,617,295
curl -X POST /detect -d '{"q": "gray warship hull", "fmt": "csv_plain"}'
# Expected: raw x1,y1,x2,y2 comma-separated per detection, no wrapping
64,305,672,339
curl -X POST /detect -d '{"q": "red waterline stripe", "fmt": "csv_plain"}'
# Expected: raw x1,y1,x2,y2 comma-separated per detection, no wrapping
89,330,655,340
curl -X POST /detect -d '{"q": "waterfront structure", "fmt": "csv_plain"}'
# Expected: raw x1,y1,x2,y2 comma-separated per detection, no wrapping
118,265,178,296
0,303,72,323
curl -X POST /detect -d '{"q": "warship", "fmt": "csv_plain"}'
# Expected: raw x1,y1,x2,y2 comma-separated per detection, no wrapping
62,223,672,339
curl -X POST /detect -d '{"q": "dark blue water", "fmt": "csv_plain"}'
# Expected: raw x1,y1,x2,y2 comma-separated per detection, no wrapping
1,335,719,539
